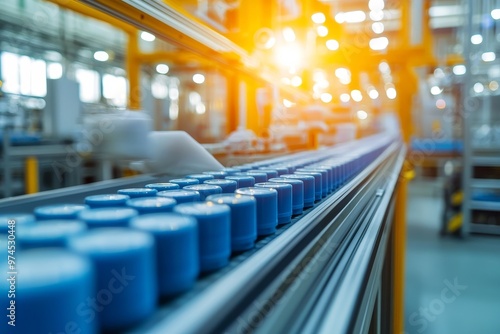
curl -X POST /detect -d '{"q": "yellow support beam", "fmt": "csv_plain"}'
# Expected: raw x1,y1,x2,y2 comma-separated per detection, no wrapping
46,0,136,33
392,161,414,334
25,156,39,194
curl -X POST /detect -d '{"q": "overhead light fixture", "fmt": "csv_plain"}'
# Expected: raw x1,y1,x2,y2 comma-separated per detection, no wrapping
482,52,496,62
436,99,446,109
316,26,329,37
326,39,339,51
489,81,499,91
369,10,384,21
386,87,397,99
357,110,368,120
492,9,500,20
47,63,63,79
93,51,109,62
372,22,384,34
368,0,385,11
320,92,333,103
473,82,484,93
340,93,350,102
193,73,205,84
351,89,363,102
312,12,326,24
368,88,379,99
379,61,390,73
430,86,443,95
453,65,466,75
344,11,367,23
471,34,483,45
369,37,389,50
156,64,169,74
140,31,156,42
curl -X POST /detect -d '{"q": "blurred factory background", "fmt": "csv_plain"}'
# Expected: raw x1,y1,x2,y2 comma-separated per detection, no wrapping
1,0,500,333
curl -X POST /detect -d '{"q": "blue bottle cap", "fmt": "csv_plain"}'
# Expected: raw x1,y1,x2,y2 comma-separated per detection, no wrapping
239,171,268,183
185,174,215,183
281,174,315,208
183,184,222,201
268,166,289,176
68,228,156,330
255,182,293,225
203,179,237,194
294,171,322,201
145,183,180,191
206,194,257,252
126,197,177,214
269,178,304,215
17,220,87,249
234,165,252,172
169,178,200,188
157,189,201,203
202,171,228,179
256,168,279,179
0,249,95,334
225,175,255,188
173,202,231,272
34,204,89,220
130,213,199,296
235,187,277,236
85,194,130,208
0,214,35,233
78,207,139,228
222,167,241,175
117,188,158,198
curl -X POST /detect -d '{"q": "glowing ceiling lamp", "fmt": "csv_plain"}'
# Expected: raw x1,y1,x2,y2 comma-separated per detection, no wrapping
453,65,466,75
193,73,205,84
312,12,326,24
140,31,156,42
351,89,363,102
372,22,384,34
93,51,109,62
156,64,169,74
320,92,333,103
369,37,389,51
430,86,443,95
326,39,339,51
282,27,296,42
357,110,368,120
340,93,351,102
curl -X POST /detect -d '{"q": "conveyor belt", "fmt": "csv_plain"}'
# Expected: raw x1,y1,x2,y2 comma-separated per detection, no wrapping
0,133,405,334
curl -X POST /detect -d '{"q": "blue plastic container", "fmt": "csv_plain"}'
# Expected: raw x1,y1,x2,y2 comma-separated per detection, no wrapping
281,174,315,208
294,171,322,201
157,189,201,203
225,175,255,188
168,178,199,188
222,167,241,175
126,197,177,214
235,187,278,235
0,249,95,334
206,194,257,252
17,220,87,249
257,168,279,179
298,168,329,197
68,228,157,331
34,204,88,220
117,188,158,198
184,184,222,200
78,208,139,228
203,179,238,194
145,183,180,191
85,194,130,208
269,177,304,215
239,171,268,183
0,214,35,233
130,213,199,296
173,202,231,272
255,182,293,224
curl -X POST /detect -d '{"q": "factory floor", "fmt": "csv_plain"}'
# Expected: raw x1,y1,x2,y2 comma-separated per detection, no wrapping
404,179,500,334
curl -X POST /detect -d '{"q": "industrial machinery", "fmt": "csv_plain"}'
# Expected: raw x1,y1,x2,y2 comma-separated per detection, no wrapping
0,130,406,333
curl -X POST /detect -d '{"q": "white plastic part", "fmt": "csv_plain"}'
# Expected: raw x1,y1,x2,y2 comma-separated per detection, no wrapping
84,110,153,160
145,131,224,176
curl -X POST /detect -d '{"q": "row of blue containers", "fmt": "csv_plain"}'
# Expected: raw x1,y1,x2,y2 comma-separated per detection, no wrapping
0,136,391,333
